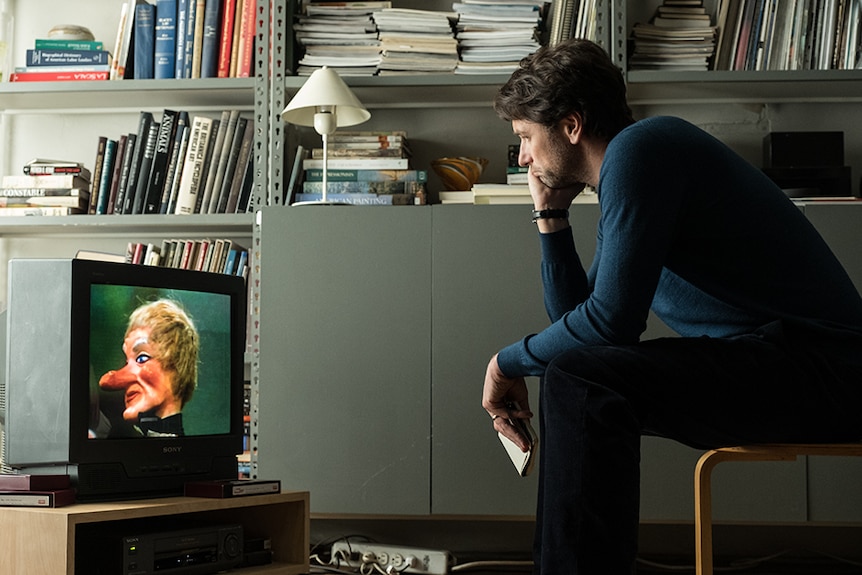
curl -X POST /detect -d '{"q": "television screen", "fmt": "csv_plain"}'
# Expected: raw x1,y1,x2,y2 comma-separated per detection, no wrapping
88,284,234,439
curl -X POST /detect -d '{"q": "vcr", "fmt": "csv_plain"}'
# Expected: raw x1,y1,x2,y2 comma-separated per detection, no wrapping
77,521,243,575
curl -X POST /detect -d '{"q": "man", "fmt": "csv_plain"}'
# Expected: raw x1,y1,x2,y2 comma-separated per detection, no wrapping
482,39,862,574
99,299,200,437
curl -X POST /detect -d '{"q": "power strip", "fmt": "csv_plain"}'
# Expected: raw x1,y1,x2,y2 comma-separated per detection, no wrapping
330,541,451,574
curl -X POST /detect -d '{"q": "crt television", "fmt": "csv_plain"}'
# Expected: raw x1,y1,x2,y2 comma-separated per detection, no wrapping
0,258,247,500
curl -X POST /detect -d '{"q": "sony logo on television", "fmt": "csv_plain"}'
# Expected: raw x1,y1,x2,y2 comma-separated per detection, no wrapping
163,446,183,454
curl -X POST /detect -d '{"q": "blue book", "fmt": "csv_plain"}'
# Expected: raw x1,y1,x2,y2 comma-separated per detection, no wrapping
154,0,177,79
95,139,117,215
175,0,188,77
25,49,110,66
200,0,221,78
183,0,197,78
133,2,156,79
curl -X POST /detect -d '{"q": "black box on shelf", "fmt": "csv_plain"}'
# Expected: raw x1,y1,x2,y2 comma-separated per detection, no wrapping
763,131,844,168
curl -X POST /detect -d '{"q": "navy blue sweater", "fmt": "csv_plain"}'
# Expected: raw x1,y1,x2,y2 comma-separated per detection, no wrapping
497,116,862,378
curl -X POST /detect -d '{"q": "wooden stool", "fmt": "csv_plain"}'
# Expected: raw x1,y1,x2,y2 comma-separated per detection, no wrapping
694,443,862,575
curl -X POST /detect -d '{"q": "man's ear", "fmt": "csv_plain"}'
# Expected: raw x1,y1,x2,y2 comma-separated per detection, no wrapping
562,113,584,144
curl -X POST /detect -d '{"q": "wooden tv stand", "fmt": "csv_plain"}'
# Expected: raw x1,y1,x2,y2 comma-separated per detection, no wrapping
0,490,309,575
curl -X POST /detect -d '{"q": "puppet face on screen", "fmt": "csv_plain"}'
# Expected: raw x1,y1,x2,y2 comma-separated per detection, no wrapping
99,326,181,422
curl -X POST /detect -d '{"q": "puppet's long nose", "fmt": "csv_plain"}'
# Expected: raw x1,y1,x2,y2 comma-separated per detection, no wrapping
99,365,137,390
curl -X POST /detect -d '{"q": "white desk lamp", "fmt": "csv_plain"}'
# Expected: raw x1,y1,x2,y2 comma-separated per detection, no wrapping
281,66,371,205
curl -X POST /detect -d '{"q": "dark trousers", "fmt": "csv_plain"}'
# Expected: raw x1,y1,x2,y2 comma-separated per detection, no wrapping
534,321,862,575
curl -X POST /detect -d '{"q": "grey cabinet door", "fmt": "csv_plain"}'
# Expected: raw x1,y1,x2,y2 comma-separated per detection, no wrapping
430,204,599,515
256,206,433,515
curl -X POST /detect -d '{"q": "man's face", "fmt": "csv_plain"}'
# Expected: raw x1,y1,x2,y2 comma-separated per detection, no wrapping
99,327,180,421
512,119,588,190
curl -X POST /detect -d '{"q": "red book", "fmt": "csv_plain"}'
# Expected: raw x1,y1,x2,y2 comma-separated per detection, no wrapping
235,0,255,77
9,70,110,82
217,0,237,78
0,474,71,491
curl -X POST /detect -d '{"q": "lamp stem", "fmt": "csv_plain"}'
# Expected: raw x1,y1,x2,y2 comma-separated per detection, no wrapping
322,131,329,203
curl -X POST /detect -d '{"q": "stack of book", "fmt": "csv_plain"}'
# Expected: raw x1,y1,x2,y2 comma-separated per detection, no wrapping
445,182,598,205
629,0,717,71
0,160,92,216
453,0,546,75
295,130,426,205
122,237,249,276
372,8,459,74
110,0,256,80
546,0,600,46
89,108,254,216
9,36,110,82
507,143,528,185
0,474,75,508
294,1,389,76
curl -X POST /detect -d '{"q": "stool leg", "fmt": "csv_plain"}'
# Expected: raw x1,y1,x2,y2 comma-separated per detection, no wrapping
694,448,798,575
694,450,722,575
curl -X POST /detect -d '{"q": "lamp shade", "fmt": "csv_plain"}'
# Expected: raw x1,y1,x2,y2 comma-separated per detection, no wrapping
281,66,371,129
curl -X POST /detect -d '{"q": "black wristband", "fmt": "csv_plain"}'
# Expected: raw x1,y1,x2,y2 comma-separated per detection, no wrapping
531,209,569,223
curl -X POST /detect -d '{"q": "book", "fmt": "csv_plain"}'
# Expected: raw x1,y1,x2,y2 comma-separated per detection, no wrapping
224,118,255,213
200,0,222,77
9,69,109,81
302,157,409,170
23,159,89,178
0,488,76,507
121,111,155,214
0,187,89,198
134,1,157,79
0,195,89,209
293,192,419,205
131,120,161,214
301,180,425,195
174,115,214,214
303,169,426,182
25,49,110,66
155,0,178,78
113,132,138,215
0,207,85,216
106,135,129,214
95,139,118,214
191,0,206,77
183,0,199,78
143,109,179,213
310,147,407,158
175,0,189,77
160,110,189,213
229,0,244,76
217,0,237,77
497,402,538,477
184,478,281,498
2,174,90,189
110,1,130,80
88,136,107,213
235,0,256,77
284,144,305,205
33,39,104,51
75,249,127,263
166,120,192,213
193,116,221,212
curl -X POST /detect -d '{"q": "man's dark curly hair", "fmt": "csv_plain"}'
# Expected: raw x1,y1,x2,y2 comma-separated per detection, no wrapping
493,39,635,142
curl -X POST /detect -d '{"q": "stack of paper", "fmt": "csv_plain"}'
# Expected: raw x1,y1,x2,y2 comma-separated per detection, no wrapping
629,0,716,71
294,1,391,75
373,8,459,74
453,0,546,75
